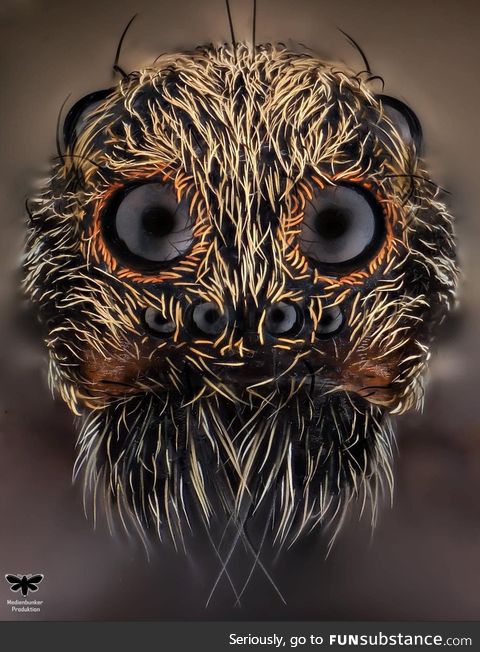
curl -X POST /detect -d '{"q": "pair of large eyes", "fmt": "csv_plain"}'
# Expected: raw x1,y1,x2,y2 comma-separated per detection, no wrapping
101,182,385,273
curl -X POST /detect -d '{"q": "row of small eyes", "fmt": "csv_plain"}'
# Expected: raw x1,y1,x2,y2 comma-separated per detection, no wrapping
100,181,386,275
144,301,344,339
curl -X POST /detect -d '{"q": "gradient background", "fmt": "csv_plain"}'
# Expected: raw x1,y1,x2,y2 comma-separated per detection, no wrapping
0,0,479,620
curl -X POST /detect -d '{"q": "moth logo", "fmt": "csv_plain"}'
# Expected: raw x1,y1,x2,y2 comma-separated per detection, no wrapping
5,574,44,597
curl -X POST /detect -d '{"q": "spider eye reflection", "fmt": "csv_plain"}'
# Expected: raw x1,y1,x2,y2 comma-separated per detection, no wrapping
102,183,194,270
143,307,176,337
191,302,228,336
265,302,303,336
316,305,344,337
299,184,386,273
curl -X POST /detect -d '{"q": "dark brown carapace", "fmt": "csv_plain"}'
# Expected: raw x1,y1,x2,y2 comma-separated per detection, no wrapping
23,42,457,564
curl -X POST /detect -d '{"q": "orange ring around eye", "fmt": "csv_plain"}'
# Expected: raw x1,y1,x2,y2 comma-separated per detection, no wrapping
288,173,400,285
85,168,211,284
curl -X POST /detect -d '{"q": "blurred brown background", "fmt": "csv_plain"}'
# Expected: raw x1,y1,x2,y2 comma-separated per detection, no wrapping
0,0,479,620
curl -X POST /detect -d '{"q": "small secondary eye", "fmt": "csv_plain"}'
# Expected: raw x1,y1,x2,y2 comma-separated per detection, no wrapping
102,183,194,270
143,308,176,337
265,302,303,337
299,184,385,274
316,306,343,337
191,302,228,336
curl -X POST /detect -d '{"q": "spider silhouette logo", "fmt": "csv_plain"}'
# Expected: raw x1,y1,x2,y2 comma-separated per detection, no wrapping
5,574,44,597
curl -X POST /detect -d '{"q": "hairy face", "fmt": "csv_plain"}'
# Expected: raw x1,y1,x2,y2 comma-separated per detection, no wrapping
24,43,457,545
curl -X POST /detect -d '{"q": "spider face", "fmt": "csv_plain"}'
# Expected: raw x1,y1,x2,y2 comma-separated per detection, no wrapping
24,43,457,544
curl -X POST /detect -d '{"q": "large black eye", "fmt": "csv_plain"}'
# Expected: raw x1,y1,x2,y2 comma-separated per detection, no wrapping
378,95,423,154
102,183,193,270
299,184,385,274
63,89,113,148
